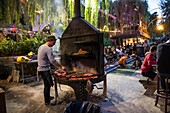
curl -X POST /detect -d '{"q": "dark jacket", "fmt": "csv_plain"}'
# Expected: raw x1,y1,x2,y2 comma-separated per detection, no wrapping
157,42,170,75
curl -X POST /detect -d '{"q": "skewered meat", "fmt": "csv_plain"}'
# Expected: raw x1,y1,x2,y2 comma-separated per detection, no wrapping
73,48,89,55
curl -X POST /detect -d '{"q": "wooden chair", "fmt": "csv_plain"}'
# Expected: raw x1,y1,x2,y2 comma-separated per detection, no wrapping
155,75,170,113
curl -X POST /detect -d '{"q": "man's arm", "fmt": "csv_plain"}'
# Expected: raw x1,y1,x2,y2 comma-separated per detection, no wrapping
47,50,64,70
53,60,63,69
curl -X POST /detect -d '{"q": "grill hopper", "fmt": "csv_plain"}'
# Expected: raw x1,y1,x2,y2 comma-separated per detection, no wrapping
55,17,104,101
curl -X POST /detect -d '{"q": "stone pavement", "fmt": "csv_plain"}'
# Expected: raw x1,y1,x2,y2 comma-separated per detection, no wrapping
96,63,166,113
95,69,162,113
0,63,168,113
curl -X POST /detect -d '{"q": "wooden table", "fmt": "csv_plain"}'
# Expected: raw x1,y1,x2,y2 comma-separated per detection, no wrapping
14,60,38,83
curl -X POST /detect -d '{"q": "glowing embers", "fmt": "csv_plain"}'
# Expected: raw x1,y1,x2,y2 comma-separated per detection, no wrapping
54,68,98,81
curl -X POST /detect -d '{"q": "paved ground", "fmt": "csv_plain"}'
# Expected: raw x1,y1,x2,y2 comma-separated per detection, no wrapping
92,62,164,113
0,62,168,113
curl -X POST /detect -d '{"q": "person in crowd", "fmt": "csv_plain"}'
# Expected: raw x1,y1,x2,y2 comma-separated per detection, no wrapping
116,47,124,59
143,40,149,54
104,46,109,62
111,46,117,63
129,43,133,55
131,54,142,70
37,35,65,106
118,54,129,68
106,46,114,64
132,43,137,54
119,46,125,54
141,45,157,81
104,46,107,56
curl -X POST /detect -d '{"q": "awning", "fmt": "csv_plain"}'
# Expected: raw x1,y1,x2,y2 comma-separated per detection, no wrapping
110,30,150,39
110,33,137,39
139,30,150,39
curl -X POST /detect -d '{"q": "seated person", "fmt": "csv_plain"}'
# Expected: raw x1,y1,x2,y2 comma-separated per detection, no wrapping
141,45,157,81
131,54,142,69
118,54,128,68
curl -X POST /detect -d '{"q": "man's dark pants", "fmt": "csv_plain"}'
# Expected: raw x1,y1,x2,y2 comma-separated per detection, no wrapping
39,70,53,104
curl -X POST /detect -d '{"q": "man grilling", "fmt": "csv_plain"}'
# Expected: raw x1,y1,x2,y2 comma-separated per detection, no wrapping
37,35,65,106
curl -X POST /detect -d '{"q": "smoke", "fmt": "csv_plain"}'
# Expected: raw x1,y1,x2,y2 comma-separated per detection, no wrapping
54,0,65,13
52,0,66,52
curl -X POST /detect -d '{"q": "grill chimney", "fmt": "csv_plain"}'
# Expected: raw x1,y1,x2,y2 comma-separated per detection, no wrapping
74,0,81,17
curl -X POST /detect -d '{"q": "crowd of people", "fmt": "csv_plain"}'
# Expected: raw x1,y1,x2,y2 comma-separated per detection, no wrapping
104,38,170,91
104,43,143,69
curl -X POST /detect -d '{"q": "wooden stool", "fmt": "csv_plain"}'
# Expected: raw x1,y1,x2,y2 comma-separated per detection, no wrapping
155,75,170,113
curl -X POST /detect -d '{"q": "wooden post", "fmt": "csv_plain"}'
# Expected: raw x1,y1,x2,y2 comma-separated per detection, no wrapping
103,76,107,97
0,88,7,113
